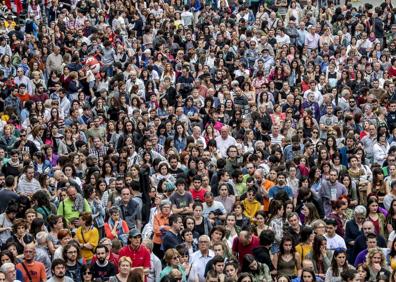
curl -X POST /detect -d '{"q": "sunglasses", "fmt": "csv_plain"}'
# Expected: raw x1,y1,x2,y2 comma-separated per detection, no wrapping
84,272,92,275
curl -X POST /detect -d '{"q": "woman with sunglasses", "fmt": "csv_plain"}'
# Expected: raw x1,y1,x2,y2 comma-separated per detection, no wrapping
160,248,186,282
80,264,94,282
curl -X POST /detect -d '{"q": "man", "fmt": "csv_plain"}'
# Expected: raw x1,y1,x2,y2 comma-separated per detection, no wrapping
352,220,386,263
142,239,161,282
354,233,383,267
170,178,193,215
361,123,377,163
214,183,235,214
286,212,302,245
319,105,338,139
62,243,82,282
0,175,18,213
268,172,293,201
118,229,150,275
188,235,214,282
91,238,119,273
2,150,22,177
319,169,347,216
283,135,304,162
16,243,47,282
384,180,396,210
46,46,63,74
324,218,346,251
13,129,38,157
161,214,183,252
189,175,207,202
232,226,260,265
57,185,91,223
16,166,41,196
90,245,116,281
47,259,73,282
215,126,236,158
202,192,227,222
88,137,108,158
119,187,141,230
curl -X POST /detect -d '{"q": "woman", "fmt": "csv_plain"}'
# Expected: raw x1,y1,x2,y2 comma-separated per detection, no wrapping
80,264,94,282
306,235,332,279
160,248,186,281
85,187,105,238
47,215,65,255
301,203,320,226
31,190,53,222
366,198,386,236
341,174,358,207
296,226,314,265
241,254,272,282
325,249,354,282
388,199,396,235
272,235,301,278
75,212,99,262
109,256,132,282
366,247,390,281
153,200,172,257
6,218,33,255
192,202,212,236
372,133,389,166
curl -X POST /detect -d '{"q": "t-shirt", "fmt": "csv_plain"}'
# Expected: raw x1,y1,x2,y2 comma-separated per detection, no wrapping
268,185,293,199
190,188,207,202
232,235,260,265
118,245,151,269
169,192,193,209
16,261,47,282
90,261,116,281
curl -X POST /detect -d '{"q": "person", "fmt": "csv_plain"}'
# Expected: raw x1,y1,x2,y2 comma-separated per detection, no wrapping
319,170,348,216
74,212,99,262
16,166,41,196
232,226,260,266
47,259,73,282
0,176,18,214
345,206,366,264
365,247,390,281
324,218,346,251
62,243,83,282
189,235,214,282
272,235,302,278
108,256,132,282
161,214,183,253
103,207,129,245
160,249,187,281
241,254,272,282
353,233,380,267
57,186,91,223
118,229,151,275
16,243,47,282
324,249,354,282
142,239,161,282
90,244,116,281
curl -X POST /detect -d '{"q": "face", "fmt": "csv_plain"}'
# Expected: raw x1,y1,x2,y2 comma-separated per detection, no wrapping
335,252,346,266
371,252,382,264
23,246,35,261
119,261,131,275
53,264,66,278
225,265,237,278
96,247,107,263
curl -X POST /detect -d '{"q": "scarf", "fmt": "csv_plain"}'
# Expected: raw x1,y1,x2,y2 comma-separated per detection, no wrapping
73,193,85,213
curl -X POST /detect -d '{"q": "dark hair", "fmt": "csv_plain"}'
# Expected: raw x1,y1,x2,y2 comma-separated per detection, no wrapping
30,218,45,239
300,226,314,243
259,229,275,246
331,249,348,276
312,235,327,261
279,235,296,255
241,254,257,273
80,264,92,281
300,268,317,282
340,268,357,282
51,258,66,271
169,214,182,226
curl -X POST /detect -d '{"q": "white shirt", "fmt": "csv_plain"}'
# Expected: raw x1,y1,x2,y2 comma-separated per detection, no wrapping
215,135,236,158
325,233,346,251
188,250,215,282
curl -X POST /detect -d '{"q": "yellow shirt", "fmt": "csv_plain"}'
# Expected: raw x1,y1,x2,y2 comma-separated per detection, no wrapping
242,198,262,222
75,226,99,261
296,243,312,261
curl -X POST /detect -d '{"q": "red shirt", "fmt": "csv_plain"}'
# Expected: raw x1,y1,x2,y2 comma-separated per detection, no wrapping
118,245,151,269
232,235,260,266
190,188,207,202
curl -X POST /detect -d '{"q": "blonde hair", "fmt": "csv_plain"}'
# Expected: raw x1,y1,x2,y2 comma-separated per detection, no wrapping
118,256,132,266
366,247,386,267
164,248,180,265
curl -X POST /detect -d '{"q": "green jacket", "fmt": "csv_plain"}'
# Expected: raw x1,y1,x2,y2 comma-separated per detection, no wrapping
57,198,91,222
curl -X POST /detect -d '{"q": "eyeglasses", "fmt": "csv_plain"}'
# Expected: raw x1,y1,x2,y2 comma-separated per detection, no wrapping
199,241,209,244
172,256,180,260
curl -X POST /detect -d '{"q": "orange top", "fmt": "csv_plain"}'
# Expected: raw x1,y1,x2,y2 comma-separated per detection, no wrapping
261,179,275,212
16,93,31,102
17,261,46,282
153,212,170,244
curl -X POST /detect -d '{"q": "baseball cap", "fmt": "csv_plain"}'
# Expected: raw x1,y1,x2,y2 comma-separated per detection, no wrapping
129,229,142,238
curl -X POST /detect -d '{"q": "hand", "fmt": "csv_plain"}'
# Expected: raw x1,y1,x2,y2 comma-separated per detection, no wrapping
373,263,382,272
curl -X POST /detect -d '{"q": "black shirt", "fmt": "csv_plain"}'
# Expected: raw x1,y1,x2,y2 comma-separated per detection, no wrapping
91,261,116,282
0,188,19,213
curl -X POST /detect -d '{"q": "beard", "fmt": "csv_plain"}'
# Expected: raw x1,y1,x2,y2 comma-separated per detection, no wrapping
98,257,106,264
55,272,65,279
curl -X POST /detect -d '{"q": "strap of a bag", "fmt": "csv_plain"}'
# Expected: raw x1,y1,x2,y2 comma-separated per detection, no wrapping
21,262,33,282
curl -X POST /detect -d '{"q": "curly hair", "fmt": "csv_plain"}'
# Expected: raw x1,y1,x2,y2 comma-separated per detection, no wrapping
366,247,386,267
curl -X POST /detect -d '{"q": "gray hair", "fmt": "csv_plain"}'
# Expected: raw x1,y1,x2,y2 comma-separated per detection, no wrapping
0,263,14,273
354,205,367,215
36,231,48,245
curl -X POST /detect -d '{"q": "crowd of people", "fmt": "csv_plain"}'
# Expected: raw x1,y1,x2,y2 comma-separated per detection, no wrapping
0,0,395,281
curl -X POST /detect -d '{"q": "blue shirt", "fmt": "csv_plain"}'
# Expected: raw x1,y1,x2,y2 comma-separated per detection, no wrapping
268,185,293,199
